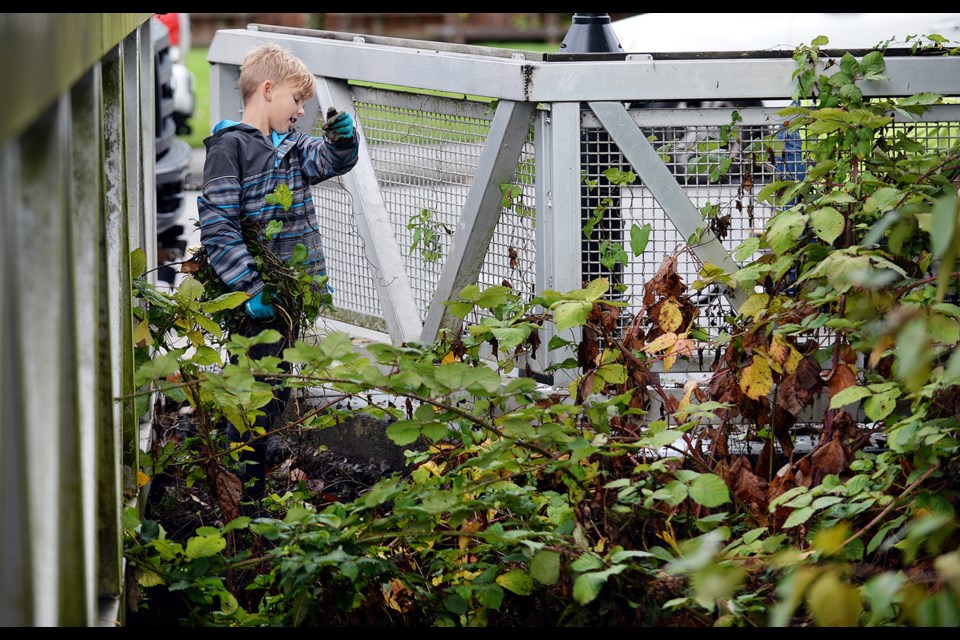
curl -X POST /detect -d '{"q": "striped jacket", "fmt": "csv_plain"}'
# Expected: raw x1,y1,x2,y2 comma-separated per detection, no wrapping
197,120,359,297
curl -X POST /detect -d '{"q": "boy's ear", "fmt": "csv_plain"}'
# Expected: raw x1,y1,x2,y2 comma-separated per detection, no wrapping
262,80,273,100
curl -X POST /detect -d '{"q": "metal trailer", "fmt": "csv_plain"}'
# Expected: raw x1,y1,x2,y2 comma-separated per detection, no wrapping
204,23,960,389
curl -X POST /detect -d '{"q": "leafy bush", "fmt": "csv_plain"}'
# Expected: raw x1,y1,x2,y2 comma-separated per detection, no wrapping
124,37,960,627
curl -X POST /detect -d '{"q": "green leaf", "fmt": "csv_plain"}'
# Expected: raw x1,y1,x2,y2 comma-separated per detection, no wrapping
136,568,166,588
571,553,605,572
443,300,474,319
131,248,147,278
783,506,815,528
572,566,626,605
639,429,684,450
861,51,885,77
807,572,862,627
630,223,652,256
530,550,561,585
194,313,222,339
839,83,862,103
573,572,607,605
734,237,762,262
474,583,505,610
863,389,899,422
192,345,222,367
489,326,531,352
738,293,770,320
766,210,808,255
806,160,837,181
931,192,958,260
203,291,248,314
688,473,731,508
829,385,871,410
443,592,469,615
865,187,904,215
265,183,293,211
385,419,421,446
810,207,845,245
496,569,535,595
553,300,592,332
861,210,901,247
185,534,226,559
264,219,283,240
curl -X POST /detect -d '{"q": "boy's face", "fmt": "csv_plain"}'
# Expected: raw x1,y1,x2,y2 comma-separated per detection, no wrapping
266,80,306,134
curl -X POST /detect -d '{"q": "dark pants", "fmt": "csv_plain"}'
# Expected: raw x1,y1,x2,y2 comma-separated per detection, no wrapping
226,311,299,501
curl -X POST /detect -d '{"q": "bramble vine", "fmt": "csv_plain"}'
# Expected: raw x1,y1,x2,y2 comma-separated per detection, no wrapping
124,36,960,627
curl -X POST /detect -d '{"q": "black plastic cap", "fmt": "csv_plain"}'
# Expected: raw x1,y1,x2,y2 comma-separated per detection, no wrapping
558,13,624,54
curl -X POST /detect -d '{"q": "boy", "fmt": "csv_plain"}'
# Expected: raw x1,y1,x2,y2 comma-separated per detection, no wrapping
197,42,359,505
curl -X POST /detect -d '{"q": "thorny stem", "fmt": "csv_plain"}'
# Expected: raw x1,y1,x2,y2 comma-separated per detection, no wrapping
839,463,940,551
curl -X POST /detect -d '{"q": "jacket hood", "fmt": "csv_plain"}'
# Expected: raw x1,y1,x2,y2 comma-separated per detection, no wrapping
212,119,241,134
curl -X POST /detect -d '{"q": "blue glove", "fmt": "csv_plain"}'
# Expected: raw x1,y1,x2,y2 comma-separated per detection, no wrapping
245,291,275,320
322,107,354,142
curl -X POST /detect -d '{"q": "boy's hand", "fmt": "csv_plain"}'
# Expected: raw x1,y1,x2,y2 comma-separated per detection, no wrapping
245,291,276,319
323,107,355,142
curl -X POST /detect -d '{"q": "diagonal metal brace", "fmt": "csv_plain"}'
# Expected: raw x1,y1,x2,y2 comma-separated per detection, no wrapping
588,101,749,310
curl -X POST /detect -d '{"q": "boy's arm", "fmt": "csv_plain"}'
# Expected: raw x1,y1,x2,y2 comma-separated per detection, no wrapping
297,110,360,183
197,143,265,297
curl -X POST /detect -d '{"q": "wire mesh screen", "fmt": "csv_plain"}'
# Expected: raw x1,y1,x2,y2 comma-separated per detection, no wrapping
580,105,960,367
312,86,537,332
580,108,785,342
307,81,958,368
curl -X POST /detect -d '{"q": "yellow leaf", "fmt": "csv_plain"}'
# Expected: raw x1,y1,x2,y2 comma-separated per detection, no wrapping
770,335,802,374
676,379,701,418
659,298,683,333
644,332,678,354
441,350,457,364
133,318,151,348
186,330,205,349
663,351,677,373
421,461,442,477
137,470,150,488
135,568,165,588
740,358,773,400
868,334,895,369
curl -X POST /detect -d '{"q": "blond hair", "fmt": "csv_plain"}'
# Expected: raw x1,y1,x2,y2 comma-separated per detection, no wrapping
238,43,316,104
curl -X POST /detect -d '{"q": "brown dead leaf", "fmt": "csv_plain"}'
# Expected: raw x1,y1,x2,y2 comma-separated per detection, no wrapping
644,254,686,309
210,465,243,524
840,345,858,365
290,468,308,483
596,302,621,333
577,370,597,404
831,410,862,447
725,456,769,521
777,355,825,417
179,253,202,275
811,436,848,478
384,578,416,613
578,326,600,369
741,328,770,354
825,363,858,399
706,370,741,420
